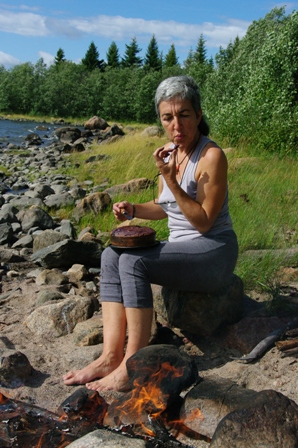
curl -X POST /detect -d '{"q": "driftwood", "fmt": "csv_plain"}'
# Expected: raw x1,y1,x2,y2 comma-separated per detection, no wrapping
232,317,298,363
280,347,298,358
275,338,298,351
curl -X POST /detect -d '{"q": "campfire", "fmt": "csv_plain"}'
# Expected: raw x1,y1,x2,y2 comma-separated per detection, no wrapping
0,345,210,447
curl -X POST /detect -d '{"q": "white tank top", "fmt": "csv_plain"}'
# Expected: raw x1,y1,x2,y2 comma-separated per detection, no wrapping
158,135,233,241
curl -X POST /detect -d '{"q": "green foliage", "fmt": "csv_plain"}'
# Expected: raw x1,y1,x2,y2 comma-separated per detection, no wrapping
54,48,66,65
106,41,120,68
121,37,143,67
164,44,179,67
81,41,105,71
144,35,162,71
203,7,298,156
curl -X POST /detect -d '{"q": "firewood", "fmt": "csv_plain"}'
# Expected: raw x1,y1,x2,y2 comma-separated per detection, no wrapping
275,338,298,351
285,327,298,338
280,347,298,358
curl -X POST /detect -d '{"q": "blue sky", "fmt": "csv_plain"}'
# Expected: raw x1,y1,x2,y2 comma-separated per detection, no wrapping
0,1,297,68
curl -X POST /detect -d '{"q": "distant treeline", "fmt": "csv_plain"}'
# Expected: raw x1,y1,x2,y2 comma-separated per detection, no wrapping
0,7,297,156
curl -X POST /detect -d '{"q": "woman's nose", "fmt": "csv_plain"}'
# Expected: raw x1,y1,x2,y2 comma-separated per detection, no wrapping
173,116,182,130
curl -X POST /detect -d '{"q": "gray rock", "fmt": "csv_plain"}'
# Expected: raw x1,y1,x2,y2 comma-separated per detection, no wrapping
210,389,298,448
11,234,33,248
0,350,32,387
73,315,103,346
36,289,64,305
21,206,54,232
31,239,102,269
33,229,69,252
154,274,244,336
66,429,152,448
72,192,111,221
43,192,75,209
0,222,15,244
25,297,94,337
181,375,258,439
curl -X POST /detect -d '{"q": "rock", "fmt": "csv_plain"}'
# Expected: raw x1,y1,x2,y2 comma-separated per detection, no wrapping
25,132,42,145
72,192,111,221
55,126,82,143
0,350,32,387
154,274,244,336
0,222,15,244
84,116,108,130
21,206,54,232
33,229,69,252
35,268,69,286
31,239,103,269
25,297,95,337
36,289,64,305
181,374,258,439
103,178,152,198
126,344,199,397
73,315,103,346
67,264,89,284
43,192,76,208
11,234,33,249
210,389,298,448
66,428,152,448
141,126,164,137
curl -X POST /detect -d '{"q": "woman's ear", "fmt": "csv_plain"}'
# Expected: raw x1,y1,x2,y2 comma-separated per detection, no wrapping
197,109,203,125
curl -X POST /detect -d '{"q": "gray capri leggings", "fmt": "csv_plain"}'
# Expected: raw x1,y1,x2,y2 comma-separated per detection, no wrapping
100,230,238,308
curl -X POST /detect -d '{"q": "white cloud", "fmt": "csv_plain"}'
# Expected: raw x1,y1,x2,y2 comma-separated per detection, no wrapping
0,50,21,68
38,51,55,66
0,8,250,51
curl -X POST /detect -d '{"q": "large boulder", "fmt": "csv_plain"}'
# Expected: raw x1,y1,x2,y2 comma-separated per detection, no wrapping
72,192,111,221
84,116,108,130
154,274,244,336
210,389,298,447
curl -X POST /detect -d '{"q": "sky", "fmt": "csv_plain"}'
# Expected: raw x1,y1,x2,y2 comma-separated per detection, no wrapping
0,1,297,69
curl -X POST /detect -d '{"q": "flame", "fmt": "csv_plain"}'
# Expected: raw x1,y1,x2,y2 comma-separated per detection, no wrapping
0,392,9,404
105,361,195,437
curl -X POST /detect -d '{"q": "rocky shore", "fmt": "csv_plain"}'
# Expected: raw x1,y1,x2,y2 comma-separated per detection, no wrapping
0,118,298,447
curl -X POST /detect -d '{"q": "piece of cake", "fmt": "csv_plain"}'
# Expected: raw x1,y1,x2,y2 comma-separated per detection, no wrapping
110,225,156,248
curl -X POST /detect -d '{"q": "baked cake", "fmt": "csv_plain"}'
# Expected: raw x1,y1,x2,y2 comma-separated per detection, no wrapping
110,225,156,248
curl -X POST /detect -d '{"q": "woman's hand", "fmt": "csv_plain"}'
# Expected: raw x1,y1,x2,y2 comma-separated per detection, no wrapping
113,201,134,221
153,143,178,181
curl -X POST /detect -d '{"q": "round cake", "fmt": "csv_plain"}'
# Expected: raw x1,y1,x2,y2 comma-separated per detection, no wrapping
110,225,156,248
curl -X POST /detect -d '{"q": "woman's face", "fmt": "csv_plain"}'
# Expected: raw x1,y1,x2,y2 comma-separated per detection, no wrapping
159,96,202,150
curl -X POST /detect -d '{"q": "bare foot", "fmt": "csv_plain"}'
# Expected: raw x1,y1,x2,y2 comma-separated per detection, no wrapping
86,364,130,392
63,355,122,386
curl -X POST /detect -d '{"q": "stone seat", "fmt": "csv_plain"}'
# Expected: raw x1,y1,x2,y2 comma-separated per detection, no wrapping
153,274,244,336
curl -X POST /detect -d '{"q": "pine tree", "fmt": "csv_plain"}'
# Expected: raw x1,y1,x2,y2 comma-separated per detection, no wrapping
82,41,105,71
143,35,162,71
121,37,143,67
106,41,120,68
54,48,66,65
164,44,179,67
194,34,207,64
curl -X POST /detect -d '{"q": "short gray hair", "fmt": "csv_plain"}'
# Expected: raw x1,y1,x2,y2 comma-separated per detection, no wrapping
155,75,209,136
155,76,202,117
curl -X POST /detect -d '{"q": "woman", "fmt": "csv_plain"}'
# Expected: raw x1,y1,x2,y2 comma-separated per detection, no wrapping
63,75,238,392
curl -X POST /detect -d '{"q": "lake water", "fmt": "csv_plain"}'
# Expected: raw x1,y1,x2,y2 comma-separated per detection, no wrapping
0,119,66,147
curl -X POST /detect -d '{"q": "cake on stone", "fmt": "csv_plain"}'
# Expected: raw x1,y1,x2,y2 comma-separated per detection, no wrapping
110,225,156,248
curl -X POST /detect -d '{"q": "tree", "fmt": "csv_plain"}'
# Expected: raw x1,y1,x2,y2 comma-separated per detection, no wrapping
82,41,105,71
121,37,143,67
143,35,162,71
106,41,120,68
164,44,179,67
194,34,207,64
54,48,66,65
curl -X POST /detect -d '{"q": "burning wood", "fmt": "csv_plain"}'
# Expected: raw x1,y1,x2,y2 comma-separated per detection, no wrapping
0,389,108,448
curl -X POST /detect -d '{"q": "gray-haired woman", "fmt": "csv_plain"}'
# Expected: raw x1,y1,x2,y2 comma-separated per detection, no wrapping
63,75,238,392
